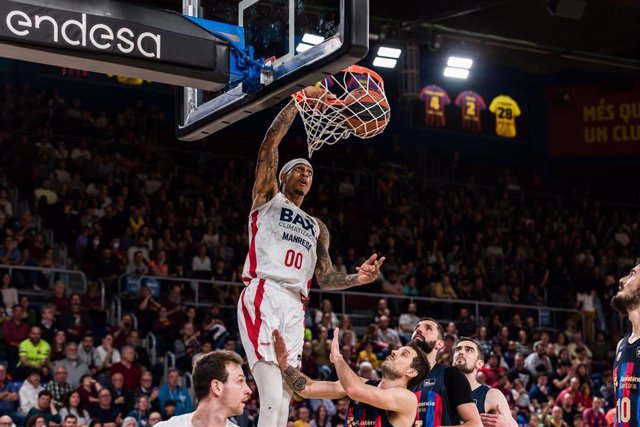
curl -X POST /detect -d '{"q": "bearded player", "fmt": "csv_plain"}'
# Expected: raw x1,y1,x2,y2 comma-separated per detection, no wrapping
237,87,385,427
412,318,481,426
611,261,640,427
453,338,517,427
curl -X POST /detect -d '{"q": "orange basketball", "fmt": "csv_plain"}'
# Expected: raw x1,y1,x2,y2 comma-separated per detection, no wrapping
342,89,390,137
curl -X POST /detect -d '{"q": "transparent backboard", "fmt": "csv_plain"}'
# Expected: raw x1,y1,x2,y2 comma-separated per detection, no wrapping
177,0,368,141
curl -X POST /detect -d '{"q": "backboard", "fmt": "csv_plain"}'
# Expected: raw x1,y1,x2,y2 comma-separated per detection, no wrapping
176,0,369,141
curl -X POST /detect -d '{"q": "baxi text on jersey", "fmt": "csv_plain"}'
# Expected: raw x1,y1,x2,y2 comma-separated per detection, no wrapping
279,208,317,239
282,232,312,251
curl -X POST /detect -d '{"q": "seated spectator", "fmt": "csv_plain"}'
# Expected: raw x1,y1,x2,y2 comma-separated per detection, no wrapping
125,330,151,371
173,323,201,374
78,335,99,375
54,343,89,388
134,371,160,413
0,415,15,427
455,308,477,337
126,395,150,427
63,415,78,427
582,396,606,427
0,273,18,308
25,415,47,427
26,391,61,427
0,237,21,266
160,400,176,421
300,341,319,380
559,394,580,426
95,334,121,377
45,366,74,409
375,315,402,355
59,295,94,342
39,305,59,347
107,373,133,416
77,374,101,409
109,314,134,350
311,326,331,368
148,413,161,427
50,331,68,363
90,388,122,427
313,299,339,329
49,281,70,316
555,377,583,408
357,361,379,381
18,326,51,379
3,304,29,365
127,251,149,276
507,352,532,390
19,370,44,415
479,352,507,388
525,341,553,377
158,369,192,416
356,340,380,369
0,364,21,422
110,346,142,391
397,302,420,343
529,372,552,412
59,391,91,427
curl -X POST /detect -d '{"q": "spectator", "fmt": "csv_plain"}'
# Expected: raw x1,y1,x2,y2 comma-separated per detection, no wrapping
479,352,507,388
0,364,20,422
3,304,29,364
108,372,133,416
555,377,583,408
0,273,18,308
174,323,201,374
54,342,90,388
294,406,311,427
59,295,94,342
19,370,44,415
134,372,160,413
582,397,606,427
375,315,402,354
313,299,339,329
26,391,61,427
397,302,420,343
77,375,101,409
559,394,580,425
90,388,121,427
157,369,192,416
525,341,553,377
45,366,74,409
508,352,532,390
300,341,319,380
529,372,551,412
59,391,91,427
49,281,69,315
110,346,142,391
25,415,47,427
39,305,59,347
50,331,68,363
18,326,51,379
456,308,477,337
77,335,99,374
309,404,331,427
148,413,161,427
95,334,121,375
126,395,150,427
0,416,14,427
330,398,348,426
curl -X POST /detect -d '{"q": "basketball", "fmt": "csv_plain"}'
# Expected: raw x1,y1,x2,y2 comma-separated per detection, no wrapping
342,89,390,137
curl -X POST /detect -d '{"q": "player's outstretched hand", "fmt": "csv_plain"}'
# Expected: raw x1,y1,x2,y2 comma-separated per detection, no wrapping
479,405,514,427
355,254,385,285
329,327,342,364
273,330,289,368
299,86,336,112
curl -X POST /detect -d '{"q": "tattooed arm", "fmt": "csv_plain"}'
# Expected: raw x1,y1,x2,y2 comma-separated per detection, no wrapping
273,330,346,399
314,219,385,290
251,100,297,210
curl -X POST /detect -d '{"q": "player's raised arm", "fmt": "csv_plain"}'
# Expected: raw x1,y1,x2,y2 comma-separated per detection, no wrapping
273,330,346,399
314,219,385,290
251,100,297,210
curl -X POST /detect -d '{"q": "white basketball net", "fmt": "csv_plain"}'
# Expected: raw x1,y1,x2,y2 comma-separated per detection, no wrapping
292,65,391,157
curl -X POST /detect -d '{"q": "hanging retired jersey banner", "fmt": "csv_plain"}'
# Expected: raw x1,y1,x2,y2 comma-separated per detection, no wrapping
489,95,521,138
547,82,640,157
455,90,487,132
419,84,451,127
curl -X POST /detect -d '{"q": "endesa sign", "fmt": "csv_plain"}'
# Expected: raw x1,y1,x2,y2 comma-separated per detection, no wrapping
0,0,223,69
547,82,640,157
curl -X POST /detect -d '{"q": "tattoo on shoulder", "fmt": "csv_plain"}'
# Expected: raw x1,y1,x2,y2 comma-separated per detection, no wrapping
283,366,308,393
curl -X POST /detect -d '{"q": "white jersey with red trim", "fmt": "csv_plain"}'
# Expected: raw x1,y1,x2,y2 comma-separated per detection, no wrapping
242,192,319,298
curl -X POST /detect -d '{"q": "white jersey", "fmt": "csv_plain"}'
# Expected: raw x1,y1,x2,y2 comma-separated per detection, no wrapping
155,412,238,427
242,192,319,298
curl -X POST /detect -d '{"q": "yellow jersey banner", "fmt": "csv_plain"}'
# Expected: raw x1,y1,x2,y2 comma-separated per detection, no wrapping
489,95,521,138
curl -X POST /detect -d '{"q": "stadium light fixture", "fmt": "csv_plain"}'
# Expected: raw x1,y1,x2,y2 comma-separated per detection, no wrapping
377,46,402,59
373,57,398,69
302,33,324,45
443,66,469,79
295,42,314,53
447,56,473,69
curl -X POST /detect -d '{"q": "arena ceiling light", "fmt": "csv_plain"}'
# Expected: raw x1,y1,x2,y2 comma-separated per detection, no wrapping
296,33,324,54
373,45,402,69
443,66,469,79
447,56,473,69
295,43,314,53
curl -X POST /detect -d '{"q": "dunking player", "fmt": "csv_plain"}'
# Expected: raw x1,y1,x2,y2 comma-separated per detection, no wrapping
238,87,385,427
611,261,640,427
453,337,517,427
412,318,482,426
273,328,430,426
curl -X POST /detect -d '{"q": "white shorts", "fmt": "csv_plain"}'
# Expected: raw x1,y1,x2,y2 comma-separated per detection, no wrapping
237,278,306,370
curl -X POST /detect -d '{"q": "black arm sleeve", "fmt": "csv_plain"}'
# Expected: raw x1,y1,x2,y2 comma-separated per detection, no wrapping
444,367,474,409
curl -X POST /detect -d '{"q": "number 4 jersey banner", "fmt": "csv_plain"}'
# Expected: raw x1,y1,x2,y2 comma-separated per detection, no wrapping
419,84,450,127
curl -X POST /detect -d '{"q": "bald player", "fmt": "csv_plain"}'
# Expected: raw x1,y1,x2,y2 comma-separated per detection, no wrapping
238,86,385,427
453,337,517,427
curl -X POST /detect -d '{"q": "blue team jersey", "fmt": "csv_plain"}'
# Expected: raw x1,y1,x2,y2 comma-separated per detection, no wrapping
412,363,454,427
613,333,640,427
346,380,393,426
472,384,491,414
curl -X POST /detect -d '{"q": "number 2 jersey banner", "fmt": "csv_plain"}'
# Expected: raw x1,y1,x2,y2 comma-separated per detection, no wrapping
547,81,640,157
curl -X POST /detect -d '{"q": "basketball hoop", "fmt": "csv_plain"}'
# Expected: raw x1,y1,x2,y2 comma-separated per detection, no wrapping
292,65,391,157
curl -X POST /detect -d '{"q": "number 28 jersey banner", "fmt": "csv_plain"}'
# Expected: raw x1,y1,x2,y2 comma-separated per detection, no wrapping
489,95,521,138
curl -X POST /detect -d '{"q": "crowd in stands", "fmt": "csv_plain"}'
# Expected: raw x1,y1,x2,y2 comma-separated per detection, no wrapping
0,80,636,426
